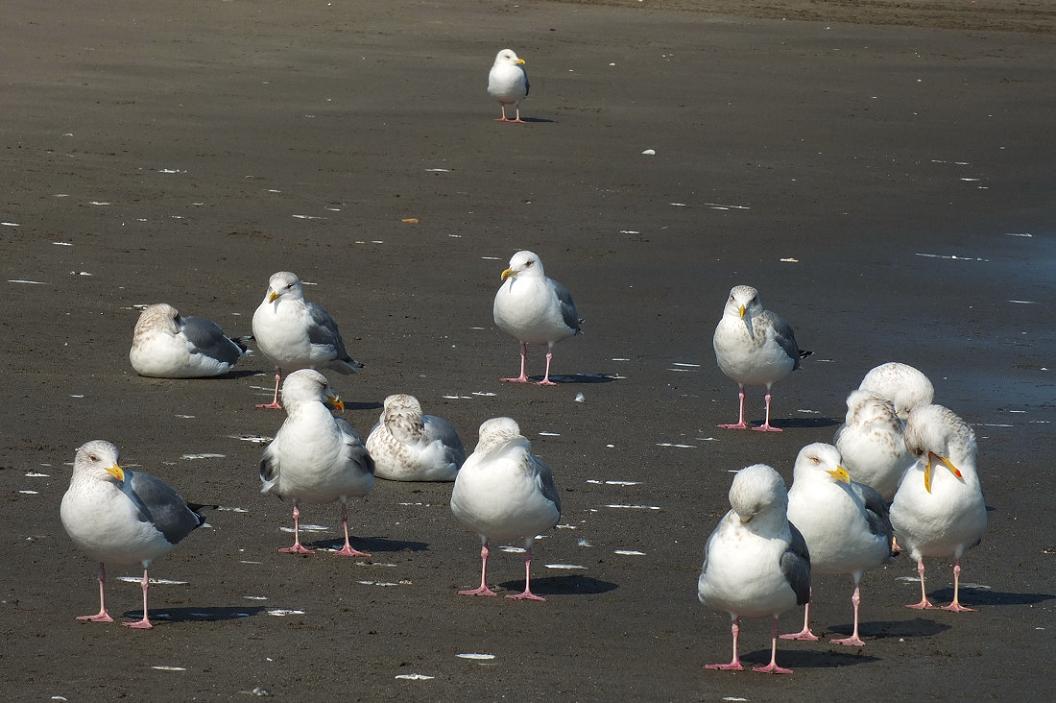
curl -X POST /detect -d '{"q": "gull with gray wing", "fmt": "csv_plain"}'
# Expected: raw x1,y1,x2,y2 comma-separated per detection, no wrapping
366,394,465,481
130,303,249,378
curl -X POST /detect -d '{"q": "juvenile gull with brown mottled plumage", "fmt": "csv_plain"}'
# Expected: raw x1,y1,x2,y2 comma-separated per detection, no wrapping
366,394,465,481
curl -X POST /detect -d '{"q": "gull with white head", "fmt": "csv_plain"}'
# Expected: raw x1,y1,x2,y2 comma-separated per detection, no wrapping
251,271,364,409
130,303,250,378
488,49,529,123
858,362,934,421
493,250,582,385
713,285,811,431
697,464,810,674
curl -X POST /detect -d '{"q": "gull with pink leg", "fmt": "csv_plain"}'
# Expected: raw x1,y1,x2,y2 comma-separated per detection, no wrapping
712,285,810,432
451,418,561,602
260,370,375,558
487,49,529,124
698,464,811,675
493,251,582,386
60,440,214,629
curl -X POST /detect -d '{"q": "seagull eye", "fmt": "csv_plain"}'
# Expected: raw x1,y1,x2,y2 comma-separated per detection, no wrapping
526,260,534,267
88,454,98,462
809,456,819,465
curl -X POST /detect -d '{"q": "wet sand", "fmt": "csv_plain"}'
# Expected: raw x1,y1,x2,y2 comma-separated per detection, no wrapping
2,0,1054,700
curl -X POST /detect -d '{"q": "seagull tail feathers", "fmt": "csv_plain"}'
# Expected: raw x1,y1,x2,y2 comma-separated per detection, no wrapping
186,502,218,528
332,357,365,374
798,349,813,359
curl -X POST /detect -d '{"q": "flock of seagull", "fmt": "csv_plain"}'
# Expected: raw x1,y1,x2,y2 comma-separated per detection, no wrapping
58,48,988,677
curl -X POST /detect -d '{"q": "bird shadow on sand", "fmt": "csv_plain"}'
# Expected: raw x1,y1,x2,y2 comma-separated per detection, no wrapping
769,416,841,430
536,372,618,385
829,617,950,640
521,116,556,124
928,588,1055,607
124,606,267,623
311,536,428,553
497,575,617,596
741,647,879,669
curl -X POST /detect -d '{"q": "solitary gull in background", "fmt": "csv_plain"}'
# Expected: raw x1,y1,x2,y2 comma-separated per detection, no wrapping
129,303,250,378
366,394,466,481
260,370,375,556
251,271,364,409
783,443,894,646
835,389,914,501
697,464,810,674
890,404,987,611
60,440,214,629
858,362,934,421
488,49,529,123
493,250,582,385
450,418,561,601
713,285,811,431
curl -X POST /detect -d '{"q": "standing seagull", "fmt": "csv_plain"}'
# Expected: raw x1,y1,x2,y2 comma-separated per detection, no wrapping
130,303,250,378
698,464,810,674
260,370,375,556
251,271,364,409
834,389,914,501
60,440,213,629
488,49,529,123
493,250,581,385
713,285,811,431
782,443,893,646
450,418,561,601
890,405,987,611
366,394,466,481
858,362,934,421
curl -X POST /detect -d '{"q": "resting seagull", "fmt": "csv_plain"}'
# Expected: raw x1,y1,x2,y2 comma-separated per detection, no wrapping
450,418,561,601
782,443,894,646
366,394,466,481
493,250,581,385
713,285,811,431
834,389,915,502
130,303,249,378
858,362,934,421
697,464,810,674
251,271,364,409
488,49,529,123
260,370,374,555
890,404,986,611
60,440,213,629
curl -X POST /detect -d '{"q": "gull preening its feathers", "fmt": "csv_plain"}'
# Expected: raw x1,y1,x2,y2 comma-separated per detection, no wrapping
60,440,214,629
713,285,811,432
488,49,529,123
493,250,582,385
366,394,466,481
858,362,934,421
835,389,915,502
251,271,364,409
129,303,249,378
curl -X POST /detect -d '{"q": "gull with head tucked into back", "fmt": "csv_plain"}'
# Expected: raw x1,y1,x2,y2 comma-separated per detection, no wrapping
60,440,214,629
129,303,250,378
835,389,915,502
697,464,810,674
366,394,466,482
450,417,561,601
857,362,934,422
251,271,364,409
713,285,811,432
493,250,581,385
488,49,529,123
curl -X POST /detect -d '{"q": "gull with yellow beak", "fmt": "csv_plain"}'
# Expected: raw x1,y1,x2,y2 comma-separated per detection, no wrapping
251,271,363,409
713,285,811,431
783,443,894,646
493,250,581,385
488,49,529,123
260,370,375,556
891,404,987,611
60,440,214,629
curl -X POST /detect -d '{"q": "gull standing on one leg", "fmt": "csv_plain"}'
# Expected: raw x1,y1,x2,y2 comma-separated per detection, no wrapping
493,251,581,385
251,271,364,409
713,285,811,432
488,49,529,123
890,404,987,611
697,464,810,674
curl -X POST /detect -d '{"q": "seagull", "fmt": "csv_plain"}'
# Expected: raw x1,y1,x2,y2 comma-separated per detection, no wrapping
713,285,811,431
698,464,810,674
251,271,364,409
129,303,250,378
493,250,581,385
488,49,529,123
858,362,934,421
834,389,915,501
365,394,466,481
890,404,987,611
782,443,894,647
450,417,561,601
259,369,375,556
59,440,213,629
